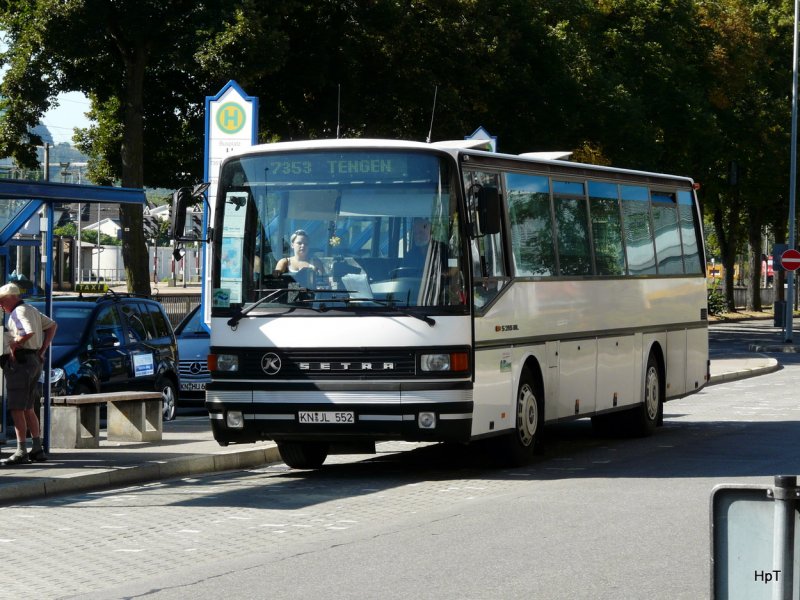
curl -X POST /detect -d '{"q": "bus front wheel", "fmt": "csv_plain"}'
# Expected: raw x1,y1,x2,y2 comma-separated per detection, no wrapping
628,353,661,436
497,369,543,466
278,441,330,469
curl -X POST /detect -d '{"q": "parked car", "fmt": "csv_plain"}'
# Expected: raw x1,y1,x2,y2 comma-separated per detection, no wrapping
31,292,180,420
174,305,210,403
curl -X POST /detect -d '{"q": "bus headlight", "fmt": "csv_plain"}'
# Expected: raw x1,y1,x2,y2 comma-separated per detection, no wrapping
421,353,450,371
211,353,238,372
420,352,469,372
226,411,244,428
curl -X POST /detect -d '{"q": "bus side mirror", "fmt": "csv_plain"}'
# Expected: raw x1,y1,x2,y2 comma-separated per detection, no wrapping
478,186,501,235
170,183,210,242
170,187,192,240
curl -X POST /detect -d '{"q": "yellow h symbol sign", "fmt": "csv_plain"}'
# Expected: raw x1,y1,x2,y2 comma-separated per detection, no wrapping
216,102,246,134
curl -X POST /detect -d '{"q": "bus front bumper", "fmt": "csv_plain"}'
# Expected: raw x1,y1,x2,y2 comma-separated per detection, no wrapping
206,385,473,445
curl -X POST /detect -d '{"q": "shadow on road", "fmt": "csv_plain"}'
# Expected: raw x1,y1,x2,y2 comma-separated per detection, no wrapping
144,412,800,510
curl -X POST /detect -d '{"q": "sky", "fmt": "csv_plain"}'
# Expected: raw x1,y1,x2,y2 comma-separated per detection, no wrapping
0,35,93,144
40,91,93,144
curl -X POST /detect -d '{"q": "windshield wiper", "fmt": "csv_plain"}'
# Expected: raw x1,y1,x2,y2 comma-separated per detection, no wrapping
306,293,436,327
230,289,436,327
228,287,337,326
227,288,286,327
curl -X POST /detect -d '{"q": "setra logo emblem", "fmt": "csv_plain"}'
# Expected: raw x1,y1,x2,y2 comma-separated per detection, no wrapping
261,353,282,375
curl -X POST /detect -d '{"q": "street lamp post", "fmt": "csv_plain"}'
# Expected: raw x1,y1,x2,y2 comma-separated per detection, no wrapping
96,213,101,282
59,162,82,284
153,237,158,284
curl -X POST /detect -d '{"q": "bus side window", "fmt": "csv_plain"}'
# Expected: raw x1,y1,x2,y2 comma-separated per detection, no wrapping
621,185,657,275
553,180,592,276
507,173,554,276
588,181,626,276
464,170,507,309
677,190,703,274
651,191,683,275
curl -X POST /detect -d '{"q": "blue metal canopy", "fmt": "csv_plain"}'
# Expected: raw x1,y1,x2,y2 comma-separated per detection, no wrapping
0,179,145,245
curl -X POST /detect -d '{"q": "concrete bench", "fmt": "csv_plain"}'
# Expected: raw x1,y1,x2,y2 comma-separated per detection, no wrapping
50,391,163,449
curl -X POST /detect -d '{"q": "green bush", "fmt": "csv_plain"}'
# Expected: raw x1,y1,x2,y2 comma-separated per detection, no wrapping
707,287,729,315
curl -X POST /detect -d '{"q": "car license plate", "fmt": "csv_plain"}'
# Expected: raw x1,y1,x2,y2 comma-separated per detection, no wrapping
181,382,207,391
298,411,354,424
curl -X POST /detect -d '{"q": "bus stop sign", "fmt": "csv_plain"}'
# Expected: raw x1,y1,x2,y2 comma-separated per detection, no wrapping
781,248,800,271
711,478,800,599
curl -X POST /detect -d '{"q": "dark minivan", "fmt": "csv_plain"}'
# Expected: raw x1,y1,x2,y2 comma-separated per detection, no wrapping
32,293,180,420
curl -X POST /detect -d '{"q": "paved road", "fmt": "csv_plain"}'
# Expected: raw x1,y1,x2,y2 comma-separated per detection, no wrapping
709,319,800,359
2,351,796,600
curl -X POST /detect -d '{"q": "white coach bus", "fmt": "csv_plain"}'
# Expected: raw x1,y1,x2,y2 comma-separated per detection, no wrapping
176,138,708,468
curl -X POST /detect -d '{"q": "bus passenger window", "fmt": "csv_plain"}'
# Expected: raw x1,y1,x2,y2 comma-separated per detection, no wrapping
651,192,683,275
588,181,626,276
507,174,554,276
621,185,657,275
678,190,703,274
553,190,592,276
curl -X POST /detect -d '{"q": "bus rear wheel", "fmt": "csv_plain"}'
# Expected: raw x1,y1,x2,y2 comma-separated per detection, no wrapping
278,441,330,469
497,369,543,466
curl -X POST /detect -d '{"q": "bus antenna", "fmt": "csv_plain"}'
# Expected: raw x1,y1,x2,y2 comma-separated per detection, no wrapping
336,84,341,139
426,85,438,143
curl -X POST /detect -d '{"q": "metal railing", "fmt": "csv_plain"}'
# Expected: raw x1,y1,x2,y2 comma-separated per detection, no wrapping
730,286,799,310
152,293,201,327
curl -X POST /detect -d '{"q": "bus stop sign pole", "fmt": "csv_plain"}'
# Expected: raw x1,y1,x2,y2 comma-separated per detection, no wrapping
786,0,799,344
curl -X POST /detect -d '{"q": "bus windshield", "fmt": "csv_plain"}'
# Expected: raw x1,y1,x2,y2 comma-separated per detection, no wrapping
211,149,468,314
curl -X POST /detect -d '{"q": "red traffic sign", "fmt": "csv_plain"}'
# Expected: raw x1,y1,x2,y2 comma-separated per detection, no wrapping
782,248,800,271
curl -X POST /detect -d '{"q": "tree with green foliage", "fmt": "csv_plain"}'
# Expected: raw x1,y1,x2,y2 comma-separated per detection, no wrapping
0,0,288,294
692,0,793,310
0,0,796,309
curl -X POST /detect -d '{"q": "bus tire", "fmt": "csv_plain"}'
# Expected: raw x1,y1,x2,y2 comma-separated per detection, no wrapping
278,441,330,469
628,353,661,436
497,369,543,466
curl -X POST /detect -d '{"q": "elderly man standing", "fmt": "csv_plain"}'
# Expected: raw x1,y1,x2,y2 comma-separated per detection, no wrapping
0,283,57,465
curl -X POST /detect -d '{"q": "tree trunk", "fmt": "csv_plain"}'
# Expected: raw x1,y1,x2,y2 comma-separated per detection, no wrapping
713,204,737,312
746,222,761,311
773,227,787,303
118,43,151,295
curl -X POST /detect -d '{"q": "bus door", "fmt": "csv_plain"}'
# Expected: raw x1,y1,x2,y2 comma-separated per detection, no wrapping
463,170,514,431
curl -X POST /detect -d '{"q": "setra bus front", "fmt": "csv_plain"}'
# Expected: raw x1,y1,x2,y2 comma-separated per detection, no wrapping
203,140,487,469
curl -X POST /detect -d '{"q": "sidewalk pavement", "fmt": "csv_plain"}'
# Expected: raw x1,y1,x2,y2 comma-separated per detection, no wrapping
0,352,782,507
0,416,281,505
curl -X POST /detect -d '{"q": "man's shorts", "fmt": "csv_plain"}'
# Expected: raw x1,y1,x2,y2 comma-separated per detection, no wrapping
4,353,42,410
